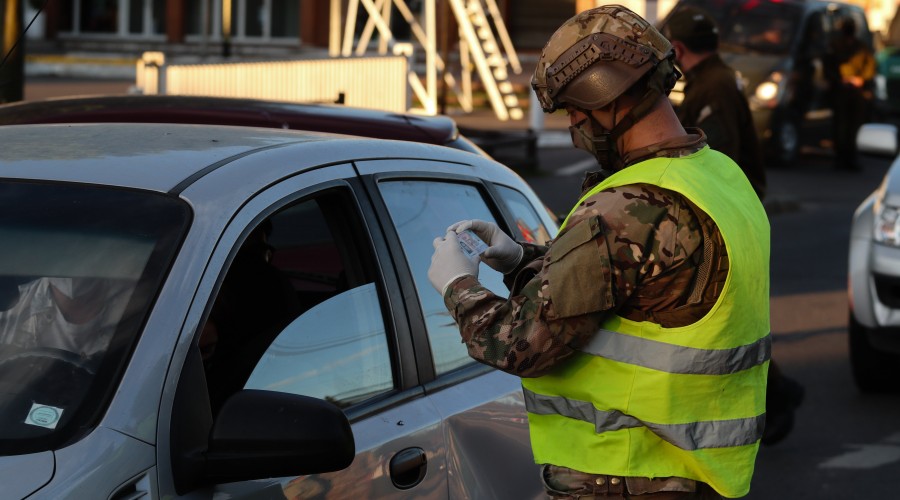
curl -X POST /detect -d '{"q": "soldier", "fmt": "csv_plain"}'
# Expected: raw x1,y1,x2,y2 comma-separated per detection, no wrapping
428,5,769,499
662,6,767,199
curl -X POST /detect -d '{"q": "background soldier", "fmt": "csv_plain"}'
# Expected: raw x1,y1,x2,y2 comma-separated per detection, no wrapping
662,6,767,199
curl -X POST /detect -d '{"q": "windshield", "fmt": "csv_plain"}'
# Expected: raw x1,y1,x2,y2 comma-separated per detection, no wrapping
0,181,188,455
672,0,804,54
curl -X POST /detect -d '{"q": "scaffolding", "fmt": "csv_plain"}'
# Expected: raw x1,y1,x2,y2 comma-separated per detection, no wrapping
330,0,524,121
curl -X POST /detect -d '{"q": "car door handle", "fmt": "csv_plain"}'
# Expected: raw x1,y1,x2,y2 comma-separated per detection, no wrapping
389,447,427,489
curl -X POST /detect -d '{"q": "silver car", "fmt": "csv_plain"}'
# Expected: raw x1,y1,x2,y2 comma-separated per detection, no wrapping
0,123,555,498
848,122,900,392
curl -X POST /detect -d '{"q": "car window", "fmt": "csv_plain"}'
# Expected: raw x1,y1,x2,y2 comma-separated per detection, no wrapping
0,181,188,455
378,180,508,375
495,185,554,246
203,190,393,411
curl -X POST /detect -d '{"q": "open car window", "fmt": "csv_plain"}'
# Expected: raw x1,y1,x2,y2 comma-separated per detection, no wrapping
202,189,394,412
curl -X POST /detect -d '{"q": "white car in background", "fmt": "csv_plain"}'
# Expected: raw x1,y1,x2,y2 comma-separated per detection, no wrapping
848,122,900,392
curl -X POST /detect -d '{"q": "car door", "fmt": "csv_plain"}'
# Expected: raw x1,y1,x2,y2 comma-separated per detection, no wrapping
358,159,554,499
163,163,449,499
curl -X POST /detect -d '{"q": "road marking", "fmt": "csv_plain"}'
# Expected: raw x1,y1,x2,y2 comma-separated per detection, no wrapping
820,433,900,469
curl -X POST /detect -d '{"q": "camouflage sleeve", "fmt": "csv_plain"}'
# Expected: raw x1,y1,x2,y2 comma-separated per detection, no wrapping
443,183,700,377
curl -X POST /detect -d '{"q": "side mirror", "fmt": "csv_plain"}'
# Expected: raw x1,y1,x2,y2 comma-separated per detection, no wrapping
857,123,899,158
204,389,355,484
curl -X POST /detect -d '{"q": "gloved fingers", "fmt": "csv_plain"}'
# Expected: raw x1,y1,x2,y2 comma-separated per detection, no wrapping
447,220,473,233
464,219,495,236
481,246,501,259
433,234,447,250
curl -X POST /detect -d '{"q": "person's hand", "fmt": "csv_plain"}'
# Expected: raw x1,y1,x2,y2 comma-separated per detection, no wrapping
448,220,523,274
428,231,479,295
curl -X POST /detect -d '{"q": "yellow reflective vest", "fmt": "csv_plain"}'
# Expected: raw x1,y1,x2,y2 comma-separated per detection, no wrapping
522,146,769,498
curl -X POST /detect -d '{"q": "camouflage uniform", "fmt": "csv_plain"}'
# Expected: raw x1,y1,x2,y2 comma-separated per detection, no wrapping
444,129,728,377
444,130,729,498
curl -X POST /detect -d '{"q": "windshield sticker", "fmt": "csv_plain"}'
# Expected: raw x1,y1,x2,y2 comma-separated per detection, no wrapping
25,403,64,429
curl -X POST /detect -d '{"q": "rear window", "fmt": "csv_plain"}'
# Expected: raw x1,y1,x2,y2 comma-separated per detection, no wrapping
670,0,804,54
0,181,188,455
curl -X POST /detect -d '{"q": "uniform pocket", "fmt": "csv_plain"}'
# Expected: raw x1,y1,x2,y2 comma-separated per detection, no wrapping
546,216,613,319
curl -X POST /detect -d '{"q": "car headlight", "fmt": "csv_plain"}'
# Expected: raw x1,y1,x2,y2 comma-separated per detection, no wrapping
750,72,783,109
874,196,900,246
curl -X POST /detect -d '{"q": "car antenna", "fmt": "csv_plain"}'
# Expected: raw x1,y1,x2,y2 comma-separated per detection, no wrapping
0,0,51,74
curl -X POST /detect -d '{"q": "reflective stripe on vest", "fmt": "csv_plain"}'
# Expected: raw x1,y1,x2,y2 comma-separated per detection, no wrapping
579,328,771,375
524,388,766,450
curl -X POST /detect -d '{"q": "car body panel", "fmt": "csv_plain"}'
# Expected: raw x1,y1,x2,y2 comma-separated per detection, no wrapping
28,427,156,499
851,151,900,331
0,451,54,499
0,123,550,498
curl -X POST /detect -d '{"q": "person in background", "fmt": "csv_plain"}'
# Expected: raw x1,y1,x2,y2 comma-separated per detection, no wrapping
827,17,876,171
663,6,804,447
429,5,769,499
662,6,767,199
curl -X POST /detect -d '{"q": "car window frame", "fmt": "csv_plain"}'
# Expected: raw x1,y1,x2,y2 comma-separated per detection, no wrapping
356,166,527,390
163,165,426,467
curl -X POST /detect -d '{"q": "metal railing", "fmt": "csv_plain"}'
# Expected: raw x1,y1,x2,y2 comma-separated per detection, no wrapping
136,52,409,113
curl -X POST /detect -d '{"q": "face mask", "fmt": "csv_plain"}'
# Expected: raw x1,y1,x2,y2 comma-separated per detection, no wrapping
568,114,620,172
48,277,102,300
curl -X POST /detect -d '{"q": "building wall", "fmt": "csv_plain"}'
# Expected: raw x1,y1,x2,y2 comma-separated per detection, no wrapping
28,0,900,56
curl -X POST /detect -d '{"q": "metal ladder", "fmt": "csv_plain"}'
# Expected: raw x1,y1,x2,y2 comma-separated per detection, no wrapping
333,0,524,121
449,0,523,120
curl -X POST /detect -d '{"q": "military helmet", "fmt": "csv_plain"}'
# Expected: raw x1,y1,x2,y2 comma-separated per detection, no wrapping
531,4,678,113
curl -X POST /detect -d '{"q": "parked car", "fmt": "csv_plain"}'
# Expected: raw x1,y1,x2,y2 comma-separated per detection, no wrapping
0,123,556,498
0,94,488,156
848,122,900,392
662,0,874,165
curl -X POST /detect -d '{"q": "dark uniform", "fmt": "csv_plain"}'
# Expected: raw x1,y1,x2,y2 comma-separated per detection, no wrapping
677,54,767,199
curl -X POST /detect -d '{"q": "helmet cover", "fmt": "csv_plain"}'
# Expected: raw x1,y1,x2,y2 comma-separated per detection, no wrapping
532,4,676,113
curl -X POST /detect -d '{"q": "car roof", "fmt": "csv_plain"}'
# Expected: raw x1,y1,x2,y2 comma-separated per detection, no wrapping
0,123,490,193
0,95,463,146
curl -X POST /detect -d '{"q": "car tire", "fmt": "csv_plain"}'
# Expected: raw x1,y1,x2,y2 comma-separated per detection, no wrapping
767,111,800,167
848,313,900,393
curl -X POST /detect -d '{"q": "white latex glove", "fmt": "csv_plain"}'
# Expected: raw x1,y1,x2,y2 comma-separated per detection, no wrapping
448,219,523,274
428,230,479,295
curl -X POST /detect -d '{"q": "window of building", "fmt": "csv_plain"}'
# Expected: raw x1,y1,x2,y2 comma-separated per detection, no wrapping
229,0,299,40
59,0,165,36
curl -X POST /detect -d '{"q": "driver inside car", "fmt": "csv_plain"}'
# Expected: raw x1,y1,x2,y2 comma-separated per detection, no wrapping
0,276,133,360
